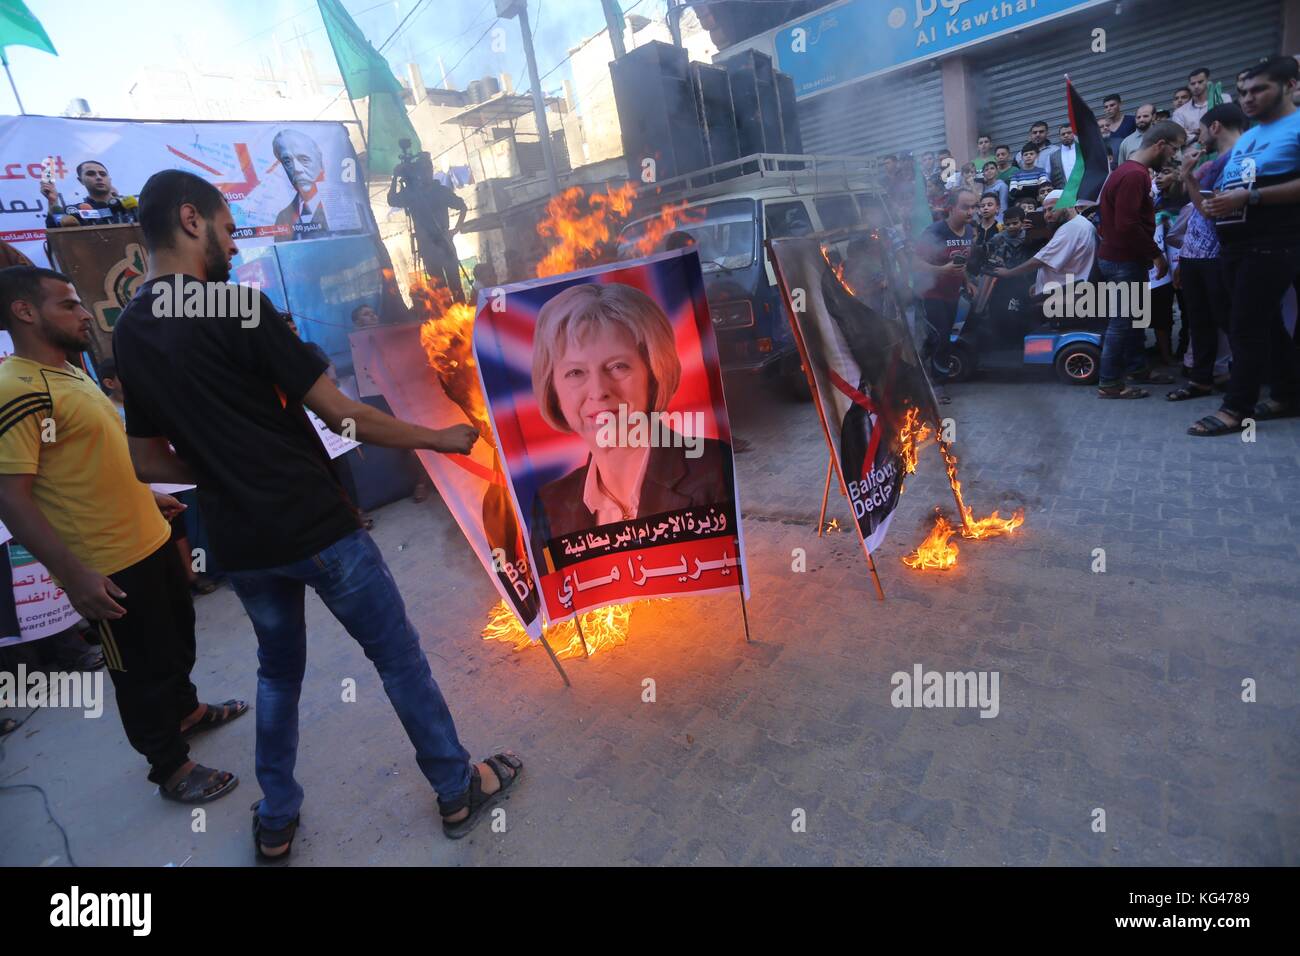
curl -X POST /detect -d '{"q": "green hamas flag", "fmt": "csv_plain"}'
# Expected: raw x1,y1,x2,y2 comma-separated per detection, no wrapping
910,154,933,238
0,0,57,62
1206,80,1225,109
316,0,419,175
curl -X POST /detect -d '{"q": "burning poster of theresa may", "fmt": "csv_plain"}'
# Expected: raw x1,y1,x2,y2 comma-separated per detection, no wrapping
473,250,750,624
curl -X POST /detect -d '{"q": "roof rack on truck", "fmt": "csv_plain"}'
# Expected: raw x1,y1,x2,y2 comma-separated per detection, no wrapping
636,152,884,204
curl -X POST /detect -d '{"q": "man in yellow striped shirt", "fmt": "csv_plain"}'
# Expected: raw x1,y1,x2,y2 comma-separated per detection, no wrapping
0,266,243,804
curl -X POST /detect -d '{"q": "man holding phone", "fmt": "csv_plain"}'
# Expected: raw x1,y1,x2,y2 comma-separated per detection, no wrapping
914,189,978,395
1095,120,1187,399
1169,105,1247,403
1190,56,1300,435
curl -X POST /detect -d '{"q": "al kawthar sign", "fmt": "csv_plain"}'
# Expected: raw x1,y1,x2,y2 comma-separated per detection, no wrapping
774,0,1109,96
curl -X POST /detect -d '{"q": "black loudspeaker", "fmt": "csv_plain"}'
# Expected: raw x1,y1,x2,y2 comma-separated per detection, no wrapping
719,49,784,156
610,41,708,183
691,62,740,168
774,71,803,155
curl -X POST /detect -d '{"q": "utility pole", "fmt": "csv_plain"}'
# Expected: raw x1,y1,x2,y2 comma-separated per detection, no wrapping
601,0,627,58
497,0,560,197
1,54,25,115
666,0,684,47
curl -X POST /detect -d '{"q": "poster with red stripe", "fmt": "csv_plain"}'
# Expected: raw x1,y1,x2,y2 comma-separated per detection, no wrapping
473,250,748,625
349,321,542,637
768,230,939,554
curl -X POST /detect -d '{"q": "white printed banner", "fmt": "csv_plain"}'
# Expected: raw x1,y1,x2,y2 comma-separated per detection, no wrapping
0,115,372,267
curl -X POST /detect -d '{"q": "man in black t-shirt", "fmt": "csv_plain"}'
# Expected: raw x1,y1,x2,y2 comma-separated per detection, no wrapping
114,170,523,854
914,188,978,391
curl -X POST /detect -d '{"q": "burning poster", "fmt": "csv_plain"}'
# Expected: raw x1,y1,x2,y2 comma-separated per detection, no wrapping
768,229,940,554
350,321,542,636
473,250,748,624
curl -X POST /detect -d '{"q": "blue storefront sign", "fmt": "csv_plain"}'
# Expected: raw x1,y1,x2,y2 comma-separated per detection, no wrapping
775,0,1105,95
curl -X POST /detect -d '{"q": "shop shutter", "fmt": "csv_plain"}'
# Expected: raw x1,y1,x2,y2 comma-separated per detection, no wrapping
973,0,1283,153
797,63,947,158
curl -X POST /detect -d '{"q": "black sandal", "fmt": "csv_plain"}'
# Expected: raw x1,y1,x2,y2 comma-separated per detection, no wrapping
439,753,523,840
160,764,239,804
1252,399,1298,421
1188,413,1245,437
1098,385,1149,399
252,802,300,862
1166,384,1213,402
1129,371,1176,385
182,699,248,739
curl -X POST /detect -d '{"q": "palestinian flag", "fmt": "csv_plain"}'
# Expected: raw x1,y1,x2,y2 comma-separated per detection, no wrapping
1058,76,1110,208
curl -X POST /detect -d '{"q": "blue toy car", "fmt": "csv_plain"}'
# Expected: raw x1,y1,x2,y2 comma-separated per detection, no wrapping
1023,329,1103,385
930,279,1104,386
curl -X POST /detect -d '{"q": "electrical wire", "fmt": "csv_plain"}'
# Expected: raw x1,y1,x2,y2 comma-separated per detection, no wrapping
0,709,80,867
378,0,433,52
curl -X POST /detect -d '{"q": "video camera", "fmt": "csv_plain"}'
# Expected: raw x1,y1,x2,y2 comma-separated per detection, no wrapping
392,138,426,185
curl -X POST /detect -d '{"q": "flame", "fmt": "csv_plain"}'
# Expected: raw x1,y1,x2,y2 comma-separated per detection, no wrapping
624,199,705,258
897,406,932,477
535,183,637,278
903,439,1025,571
413,275,492,444
483,598,648,660
937,438,1025,540
902,511,959,570
824,517,841,533
820,245,854,295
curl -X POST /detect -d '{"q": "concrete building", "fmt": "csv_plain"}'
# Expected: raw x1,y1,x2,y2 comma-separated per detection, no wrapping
712,0,1300,163
567,9,719,165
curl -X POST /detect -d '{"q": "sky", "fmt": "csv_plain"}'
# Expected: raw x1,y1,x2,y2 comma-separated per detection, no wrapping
2,0,667,118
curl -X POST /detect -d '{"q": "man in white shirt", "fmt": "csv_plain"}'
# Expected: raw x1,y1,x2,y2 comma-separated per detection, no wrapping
991,190,1097,295
1171,67,1232,141
1048,125,1078,188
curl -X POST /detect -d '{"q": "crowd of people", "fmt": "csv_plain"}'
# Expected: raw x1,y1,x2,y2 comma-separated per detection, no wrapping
0,50,1295,862
902,56,1300,434
0,170,524,857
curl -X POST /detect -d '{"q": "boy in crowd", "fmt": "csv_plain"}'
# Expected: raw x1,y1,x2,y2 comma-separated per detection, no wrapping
1008,146,1049,207
974,193,1004,245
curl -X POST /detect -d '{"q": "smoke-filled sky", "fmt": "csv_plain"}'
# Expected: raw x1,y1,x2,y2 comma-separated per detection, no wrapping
4,0,669,117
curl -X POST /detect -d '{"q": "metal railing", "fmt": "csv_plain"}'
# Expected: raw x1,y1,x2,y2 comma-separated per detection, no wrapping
637,153,884,203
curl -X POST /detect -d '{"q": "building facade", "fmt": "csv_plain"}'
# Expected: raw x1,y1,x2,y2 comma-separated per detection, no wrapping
714,0,1299,162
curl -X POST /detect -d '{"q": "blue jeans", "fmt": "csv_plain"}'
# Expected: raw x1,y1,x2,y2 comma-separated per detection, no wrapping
228,530,471,829
1097,258,1151,388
